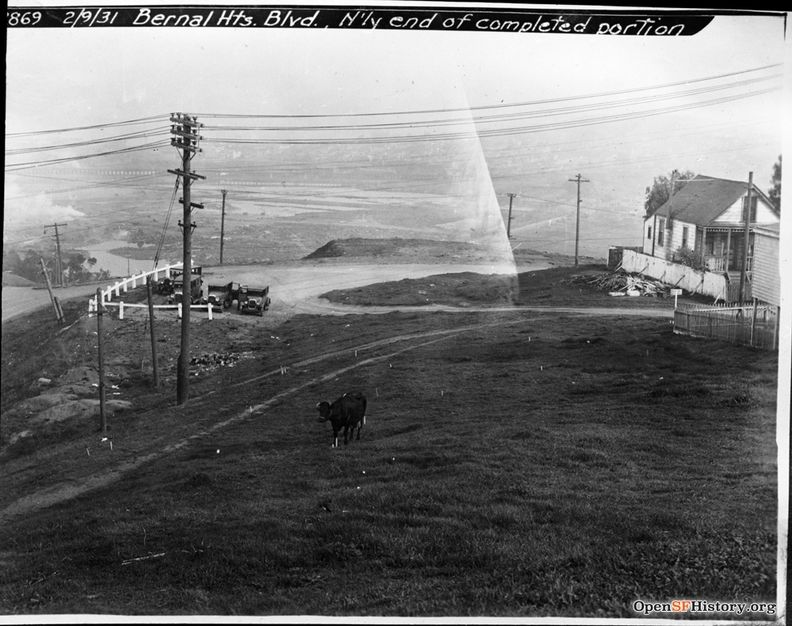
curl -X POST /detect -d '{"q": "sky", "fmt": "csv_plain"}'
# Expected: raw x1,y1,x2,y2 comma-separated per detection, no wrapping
4,3,790,258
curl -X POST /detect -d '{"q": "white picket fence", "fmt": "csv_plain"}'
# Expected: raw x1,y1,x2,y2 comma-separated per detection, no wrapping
98,300,219,320
88,262,183,315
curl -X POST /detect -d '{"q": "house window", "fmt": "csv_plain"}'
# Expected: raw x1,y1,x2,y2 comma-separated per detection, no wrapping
742,195,758,223
657,218,665,246
647,225,652,240
681,226,689,249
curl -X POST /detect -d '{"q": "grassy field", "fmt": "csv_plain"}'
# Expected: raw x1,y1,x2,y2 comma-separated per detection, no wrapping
0,270,779,618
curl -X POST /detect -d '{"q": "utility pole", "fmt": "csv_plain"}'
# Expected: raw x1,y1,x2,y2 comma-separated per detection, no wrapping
95,288,107,434
568,174,589,266
220,189,227,264
40,257,64,324
44,223,67,287
168,113,205,405
506,193,517,239
146,276,160,388
739,171,754,303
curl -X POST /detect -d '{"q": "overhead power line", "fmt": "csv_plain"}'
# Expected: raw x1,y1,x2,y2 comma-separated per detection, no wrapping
202,86,779,146
5,126,170,156
5,113,169,138
202,73,781,133
4,64,779,172
196,63,780,119
4,140,170,172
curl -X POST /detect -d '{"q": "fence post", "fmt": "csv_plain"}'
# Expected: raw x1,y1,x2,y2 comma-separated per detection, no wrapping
750,299,758,347
773,306,779,351
178,302,182,319
119,301,124,320
207,302,213,321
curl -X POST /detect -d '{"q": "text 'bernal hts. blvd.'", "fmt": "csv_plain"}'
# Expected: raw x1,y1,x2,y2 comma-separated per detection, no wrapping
7,6,715,35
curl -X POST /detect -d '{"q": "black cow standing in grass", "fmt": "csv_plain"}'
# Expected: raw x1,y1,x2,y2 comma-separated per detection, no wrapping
316,392,367,448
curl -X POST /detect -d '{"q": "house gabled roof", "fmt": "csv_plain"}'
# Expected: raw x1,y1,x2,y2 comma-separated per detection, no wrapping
651,174,778,226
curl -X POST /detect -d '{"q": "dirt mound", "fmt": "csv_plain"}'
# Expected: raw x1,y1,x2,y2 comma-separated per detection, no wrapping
9,392,81,417
59,366,100,385
303,237,492,262
30,398,132,426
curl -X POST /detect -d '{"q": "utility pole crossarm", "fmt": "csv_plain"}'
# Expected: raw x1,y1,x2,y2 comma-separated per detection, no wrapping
168,168,206,180
179,199,205,209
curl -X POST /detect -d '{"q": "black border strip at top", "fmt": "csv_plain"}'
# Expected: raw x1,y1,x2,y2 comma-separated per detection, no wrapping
5,5,726,34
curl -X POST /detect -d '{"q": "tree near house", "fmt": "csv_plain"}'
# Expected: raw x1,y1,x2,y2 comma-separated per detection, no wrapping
768,155,781,211
644,169,696,215
674,245,704,271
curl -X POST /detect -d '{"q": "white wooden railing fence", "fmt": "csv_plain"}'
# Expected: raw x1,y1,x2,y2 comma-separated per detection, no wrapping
95,299,219,320
88,262,183,315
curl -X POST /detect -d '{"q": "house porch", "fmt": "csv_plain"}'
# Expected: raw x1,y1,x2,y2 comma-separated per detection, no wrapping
695,227,753,276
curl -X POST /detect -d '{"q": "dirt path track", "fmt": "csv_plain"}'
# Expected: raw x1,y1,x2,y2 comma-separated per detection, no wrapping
0,315,539,522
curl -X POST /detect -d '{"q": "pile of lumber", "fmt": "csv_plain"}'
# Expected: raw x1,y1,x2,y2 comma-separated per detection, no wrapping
569,269,670,297
189,351,250,374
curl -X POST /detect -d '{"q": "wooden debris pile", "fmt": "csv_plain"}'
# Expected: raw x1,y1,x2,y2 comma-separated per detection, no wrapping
189,351,253,375
568,269,671,297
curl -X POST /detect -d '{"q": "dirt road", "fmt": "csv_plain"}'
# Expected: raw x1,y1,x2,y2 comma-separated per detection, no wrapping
2,284,103,322
202,261,521,314
2,261,521,323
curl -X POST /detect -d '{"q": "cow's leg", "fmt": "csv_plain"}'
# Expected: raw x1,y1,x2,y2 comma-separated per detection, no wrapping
356,422,362,440
343,425,350,445
332,427,339,448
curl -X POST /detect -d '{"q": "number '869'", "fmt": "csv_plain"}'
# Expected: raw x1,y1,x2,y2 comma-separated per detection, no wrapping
8,11,42,26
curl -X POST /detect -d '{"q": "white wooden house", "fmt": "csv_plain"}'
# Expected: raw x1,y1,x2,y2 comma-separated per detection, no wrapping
643,175,779,284
751,223,780,306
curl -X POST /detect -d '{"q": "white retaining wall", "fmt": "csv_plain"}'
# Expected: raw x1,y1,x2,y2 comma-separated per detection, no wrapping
621,249,730,300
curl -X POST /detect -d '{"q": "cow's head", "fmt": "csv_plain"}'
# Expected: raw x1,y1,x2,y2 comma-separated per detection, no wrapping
316,401,332,422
